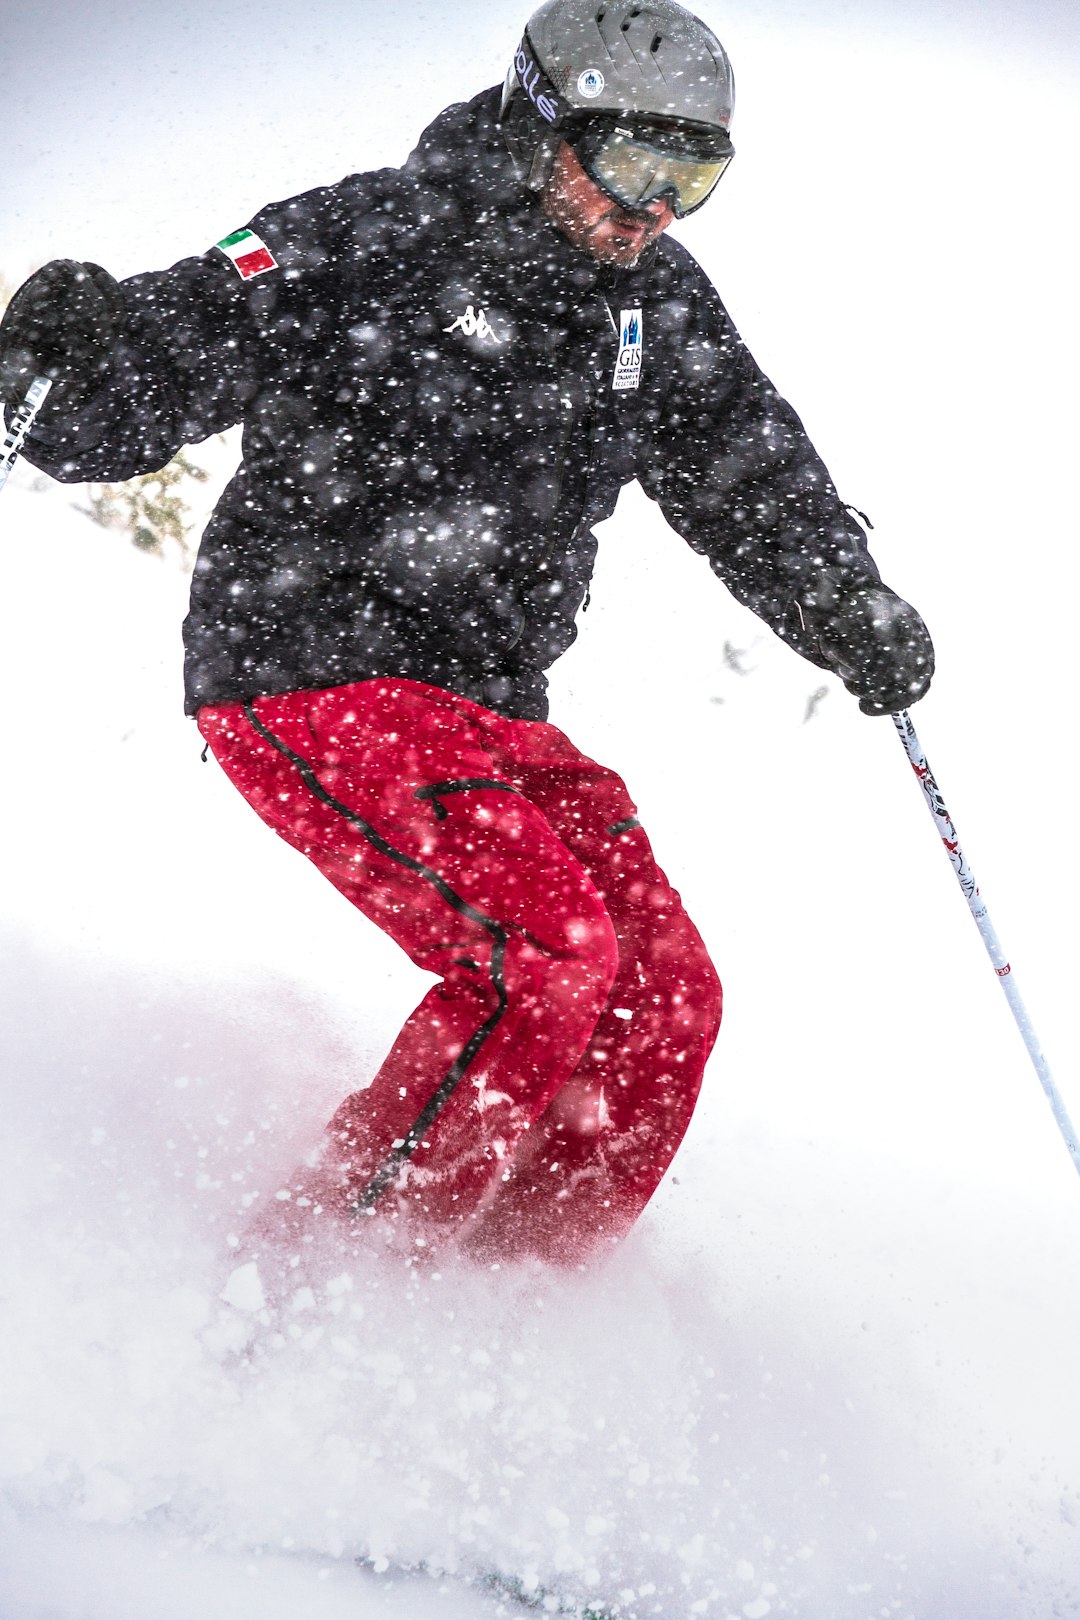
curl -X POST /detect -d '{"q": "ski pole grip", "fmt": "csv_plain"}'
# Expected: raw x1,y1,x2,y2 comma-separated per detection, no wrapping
0,375,52,495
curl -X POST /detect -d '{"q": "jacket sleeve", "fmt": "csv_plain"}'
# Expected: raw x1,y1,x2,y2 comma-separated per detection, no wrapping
17,182,350,486
639,263,880,668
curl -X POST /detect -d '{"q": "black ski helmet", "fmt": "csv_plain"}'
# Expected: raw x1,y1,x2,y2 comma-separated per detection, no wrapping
500,0,735,190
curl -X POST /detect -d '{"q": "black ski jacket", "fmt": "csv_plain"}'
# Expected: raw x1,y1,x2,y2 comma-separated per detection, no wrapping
24,88,878,719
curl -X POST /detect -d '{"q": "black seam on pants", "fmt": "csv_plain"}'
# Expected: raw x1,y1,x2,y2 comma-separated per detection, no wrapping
415,777,523,820
241,700,510,1214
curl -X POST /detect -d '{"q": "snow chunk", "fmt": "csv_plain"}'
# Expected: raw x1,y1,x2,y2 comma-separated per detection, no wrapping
219,1260,265,1313
78,1467,134,1524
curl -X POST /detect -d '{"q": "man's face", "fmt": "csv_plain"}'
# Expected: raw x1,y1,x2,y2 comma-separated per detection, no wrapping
541,141,676,269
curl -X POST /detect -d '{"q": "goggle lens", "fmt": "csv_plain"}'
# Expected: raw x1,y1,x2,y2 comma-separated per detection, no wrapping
582,129,733,218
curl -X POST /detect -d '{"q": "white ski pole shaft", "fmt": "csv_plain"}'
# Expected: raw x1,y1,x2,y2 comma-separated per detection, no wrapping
892,707,1080,1180
0,376,52,495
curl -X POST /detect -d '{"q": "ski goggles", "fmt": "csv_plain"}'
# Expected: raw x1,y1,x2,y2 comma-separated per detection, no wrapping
568,120,734,219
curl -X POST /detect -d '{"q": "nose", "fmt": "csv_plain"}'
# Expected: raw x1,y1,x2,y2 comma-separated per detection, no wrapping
644,196,676,228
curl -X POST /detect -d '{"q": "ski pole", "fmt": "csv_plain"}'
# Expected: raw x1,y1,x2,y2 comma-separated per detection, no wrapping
0,375,52,496
892,707,1080,1181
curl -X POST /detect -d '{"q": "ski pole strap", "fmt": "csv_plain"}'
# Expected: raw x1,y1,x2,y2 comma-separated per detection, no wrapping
0,376,52,496
892,707,1080,1181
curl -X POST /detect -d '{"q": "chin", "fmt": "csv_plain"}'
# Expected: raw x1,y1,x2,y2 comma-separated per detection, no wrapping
591,246,638,268
592,235,655,269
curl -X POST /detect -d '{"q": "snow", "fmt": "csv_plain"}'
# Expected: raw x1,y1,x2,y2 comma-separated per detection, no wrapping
3,1,1080,1615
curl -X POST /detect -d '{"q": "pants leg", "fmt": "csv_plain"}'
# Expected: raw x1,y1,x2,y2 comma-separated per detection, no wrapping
198,680,620,1252
458,719,723,1263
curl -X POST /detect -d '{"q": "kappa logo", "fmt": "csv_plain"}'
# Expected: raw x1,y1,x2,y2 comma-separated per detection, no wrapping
444,304,505,344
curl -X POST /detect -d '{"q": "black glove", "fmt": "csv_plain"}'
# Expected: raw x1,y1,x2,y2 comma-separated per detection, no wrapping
0,259,124,415
802,567,935,716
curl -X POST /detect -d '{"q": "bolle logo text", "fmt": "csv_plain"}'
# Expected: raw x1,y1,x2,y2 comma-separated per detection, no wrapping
444,304,504,344
515,42,560,124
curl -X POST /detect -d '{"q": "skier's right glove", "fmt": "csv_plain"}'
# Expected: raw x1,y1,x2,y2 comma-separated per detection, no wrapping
0,259,124,416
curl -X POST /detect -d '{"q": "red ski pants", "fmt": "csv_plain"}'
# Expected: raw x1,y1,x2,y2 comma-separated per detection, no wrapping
198,679,722,1265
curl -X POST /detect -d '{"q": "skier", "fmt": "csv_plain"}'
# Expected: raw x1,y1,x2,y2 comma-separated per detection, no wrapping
0,0,932,1270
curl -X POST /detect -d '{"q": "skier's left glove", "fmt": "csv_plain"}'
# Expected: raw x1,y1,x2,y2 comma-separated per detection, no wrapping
0,259,124,417
802,568,935,716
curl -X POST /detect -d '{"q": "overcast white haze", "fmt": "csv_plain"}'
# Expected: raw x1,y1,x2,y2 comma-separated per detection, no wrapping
2,1,1080,1616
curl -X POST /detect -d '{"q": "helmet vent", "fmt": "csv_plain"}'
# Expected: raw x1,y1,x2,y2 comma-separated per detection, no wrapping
528,0,735,134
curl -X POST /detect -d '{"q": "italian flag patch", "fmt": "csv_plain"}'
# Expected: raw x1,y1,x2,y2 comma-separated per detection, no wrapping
215,227,278,281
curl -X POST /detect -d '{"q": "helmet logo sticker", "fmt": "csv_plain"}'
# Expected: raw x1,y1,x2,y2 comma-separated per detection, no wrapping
612,308,643,392
577,68,605,99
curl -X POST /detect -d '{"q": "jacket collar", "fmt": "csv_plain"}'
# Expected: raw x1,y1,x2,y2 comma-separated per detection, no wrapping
404,88,645,316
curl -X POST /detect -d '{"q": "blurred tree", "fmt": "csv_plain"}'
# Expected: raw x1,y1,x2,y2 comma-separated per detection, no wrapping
76,454,210,562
